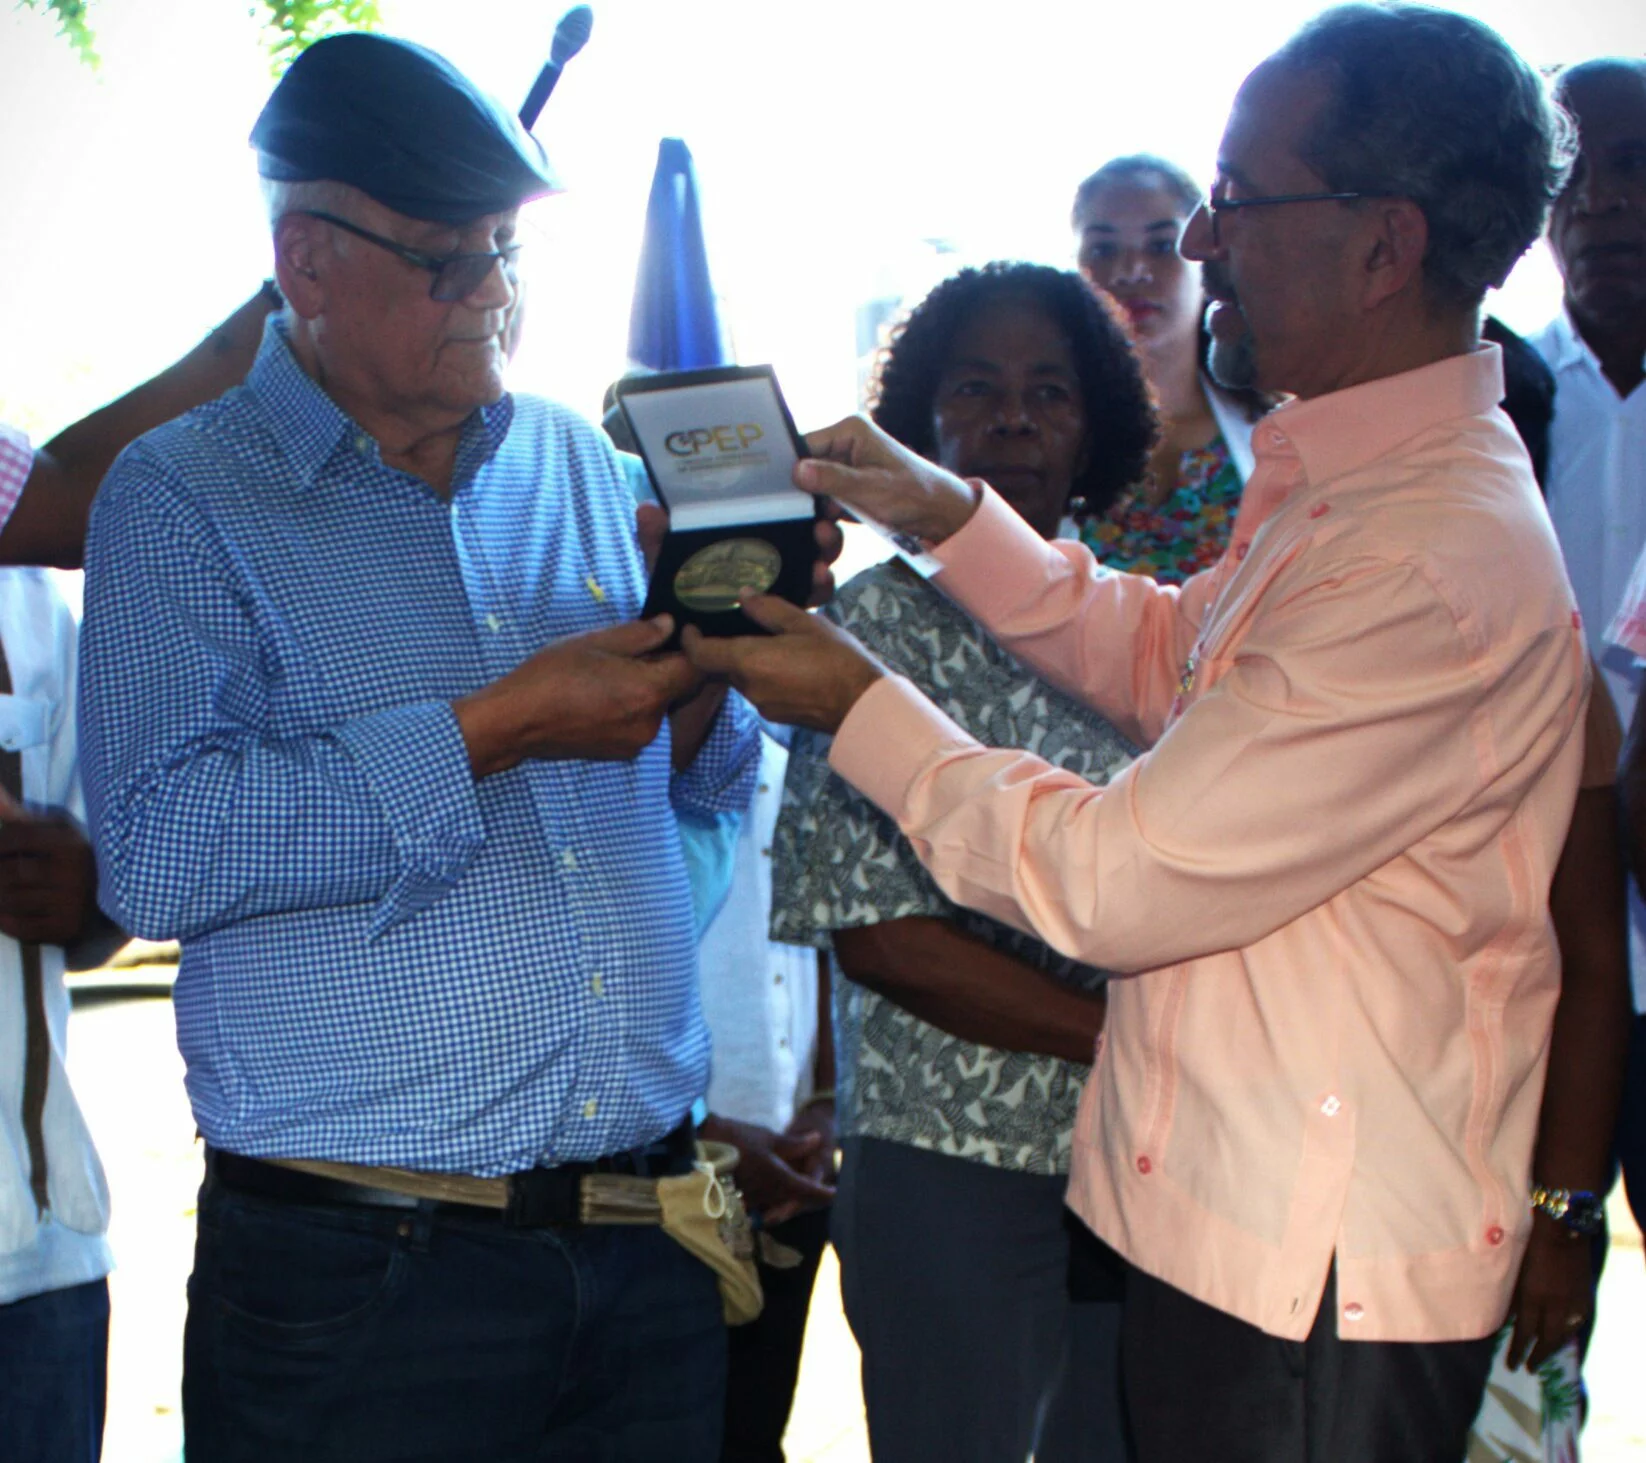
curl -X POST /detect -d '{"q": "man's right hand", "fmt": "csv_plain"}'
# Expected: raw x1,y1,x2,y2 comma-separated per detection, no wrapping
454,617,702,779
796,415,981,547
700,1113,836,1226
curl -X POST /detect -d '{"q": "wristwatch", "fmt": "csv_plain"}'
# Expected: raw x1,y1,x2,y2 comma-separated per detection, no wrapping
1530,1184,1605,1236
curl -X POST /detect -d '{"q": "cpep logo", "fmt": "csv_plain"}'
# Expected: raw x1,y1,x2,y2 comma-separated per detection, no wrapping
664,423,765,457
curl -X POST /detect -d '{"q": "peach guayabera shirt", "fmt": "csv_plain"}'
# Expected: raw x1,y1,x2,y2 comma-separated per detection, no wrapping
829,347,1588,1343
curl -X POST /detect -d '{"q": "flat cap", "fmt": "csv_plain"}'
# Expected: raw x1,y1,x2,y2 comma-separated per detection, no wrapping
251,32,561,223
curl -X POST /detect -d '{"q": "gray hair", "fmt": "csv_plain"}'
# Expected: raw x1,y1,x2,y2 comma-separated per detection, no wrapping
260,177,362,231
1272,3,1576,310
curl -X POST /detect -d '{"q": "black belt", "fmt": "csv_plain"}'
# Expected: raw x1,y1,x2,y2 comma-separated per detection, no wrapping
206,1116,697,1229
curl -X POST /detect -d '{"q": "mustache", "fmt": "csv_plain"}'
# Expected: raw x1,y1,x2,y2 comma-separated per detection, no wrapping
1202,259,1238,305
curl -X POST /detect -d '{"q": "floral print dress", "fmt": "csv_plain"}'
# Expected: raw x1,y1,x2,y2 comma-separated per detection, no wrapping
1078,434,1243,585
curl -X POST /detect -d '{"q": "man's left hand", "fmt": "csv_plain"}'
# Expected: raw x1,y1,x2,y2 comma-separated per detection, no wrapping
682,595,887,734
636,504,845,607
1505,1213,1594,1371
0,798,100,947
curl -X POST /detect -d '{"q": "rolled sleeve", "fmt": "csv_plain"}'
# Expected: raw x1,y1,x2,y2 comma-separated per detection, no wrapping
80,450,485,941
671,688,760,819
334,701,486,934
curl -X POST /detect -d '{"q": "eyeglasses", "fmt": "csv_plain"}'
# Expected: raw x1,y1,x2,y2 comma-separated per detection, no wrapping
1205,186,1395,246
293,211,523,302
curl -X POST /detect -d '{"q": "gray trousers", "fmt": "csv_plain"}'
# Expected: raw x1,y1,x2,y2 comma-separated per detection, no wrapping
832,1136,1128,1463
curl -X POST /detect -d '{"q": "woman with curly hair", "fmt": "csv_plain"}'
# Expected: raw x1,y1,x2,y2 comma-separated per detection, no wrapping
771,262,1154,1463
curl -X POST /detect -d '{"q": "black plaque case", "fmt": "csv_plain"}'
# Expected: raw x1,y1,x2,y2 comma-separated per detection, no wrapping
616,365,819,642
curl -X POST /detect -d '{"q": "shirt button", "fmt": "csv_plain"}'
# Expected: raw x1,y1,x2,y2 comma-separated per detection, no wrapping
758,783,771,794
761,847,772,859
582,1099,598,1119
1343,1302,1365,1322
590,974,605,998
773,973,784,985
485,613,503,632
1320,1096,1342,1117
353,432,372,455
1136,1156,1152,1175
562,851,579,871
1486,1225,1505,1246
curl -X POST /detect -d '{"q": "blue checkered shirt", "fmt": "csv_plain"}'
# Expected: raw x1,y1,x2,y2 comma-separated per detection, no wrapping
79,320,759,1174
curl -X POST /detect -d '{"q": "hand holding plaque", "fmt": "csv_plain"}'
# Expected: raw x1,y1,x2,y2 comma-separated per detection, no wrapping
617,366,821,640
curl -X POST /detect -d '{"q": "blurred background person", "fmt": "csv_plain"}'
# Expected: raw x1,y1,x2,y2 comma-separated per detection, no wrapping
696,725,835,1463
1533,57,1646,1272
1070,154,1269,583
772,262,1154,1463
0,285,272,1461
1463,319,1631,1462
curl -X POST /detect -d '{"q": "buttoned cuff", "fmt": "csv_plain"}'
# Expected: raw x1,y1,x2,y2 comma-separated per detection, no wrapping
671,688,761,818
336,700,486,935
932,483,1074,621
827,674,977,822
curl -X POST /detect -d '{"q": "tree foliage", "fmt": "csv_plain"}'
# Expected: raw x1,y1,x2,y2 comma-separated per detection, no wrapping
17,0,381,72
261,0,382,75
17,0,95,66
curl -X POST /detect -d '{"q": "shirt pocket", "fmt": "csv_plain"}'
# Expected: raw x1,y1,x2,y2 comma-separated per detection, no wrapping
0,694,56,796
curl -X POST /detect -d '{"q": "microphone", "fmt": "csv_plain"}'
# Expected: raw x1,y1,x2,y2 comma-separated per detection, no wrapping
519,6,595,130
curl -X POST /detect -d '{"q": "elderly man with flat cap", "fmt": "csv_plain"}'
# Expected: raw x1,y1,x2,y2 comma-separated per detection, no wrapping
77,33,830,1462
690,6,1587,1460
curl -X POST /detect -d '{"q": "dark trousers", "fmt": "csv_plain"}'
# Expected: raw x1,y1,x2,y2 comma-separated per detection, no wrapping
0,1277,108,1463
183,1173,727,1462
1615,1011,1646,1237
1122,1263,1495,1463
832,1136,1128,1463
720,1205,830,1463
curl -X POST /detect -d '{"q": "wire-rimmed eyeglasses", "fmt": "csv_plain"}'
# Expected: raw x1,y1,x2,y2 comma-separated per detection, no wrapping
1205,187,1396,247
293,210,522,302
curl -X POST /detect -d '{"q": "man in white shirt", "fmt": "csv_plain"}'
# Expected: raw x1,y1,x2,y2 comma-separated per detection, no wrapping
696,728,833,1462
1532,58,1646,1237
0,540,124,1461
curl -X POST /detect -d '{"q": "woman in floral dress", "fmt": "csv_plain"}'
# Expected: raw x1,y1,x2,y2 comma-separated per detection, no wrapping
1070,154,1268,582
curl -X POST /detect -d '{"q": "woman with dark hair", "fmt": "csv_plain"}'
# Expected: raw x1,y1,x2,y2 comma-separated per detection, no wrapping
771,262,1153,1462
1072,154,1269,583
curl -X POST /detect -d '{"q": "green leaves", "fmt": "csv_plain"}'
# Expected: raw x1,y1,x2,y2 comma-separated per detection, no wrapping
14,0,382,72
18,0,97,68
260,0,381,76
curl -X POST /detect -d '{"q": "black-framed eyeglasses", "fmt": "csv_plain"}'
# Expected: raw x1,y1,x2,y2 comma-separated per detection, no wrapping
294,210,523,302
1205,187,1395,246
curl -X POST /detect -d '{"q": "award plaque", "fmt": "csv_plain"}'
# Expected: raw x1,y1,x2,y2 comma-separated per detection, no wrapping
617,366,819,640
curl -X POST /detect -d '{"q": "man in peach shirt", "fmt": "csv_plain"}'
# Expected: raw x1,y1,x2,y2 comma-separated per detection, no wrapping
688,6,1585,1459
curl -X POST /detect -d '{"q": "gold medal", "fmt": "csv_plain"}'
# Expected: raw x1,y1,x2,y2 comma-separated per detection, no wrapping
673,538,781,613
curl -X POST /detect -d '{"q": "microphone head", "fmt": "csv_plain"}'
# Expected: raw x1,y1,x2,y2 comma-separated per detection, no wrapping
550,6,595,66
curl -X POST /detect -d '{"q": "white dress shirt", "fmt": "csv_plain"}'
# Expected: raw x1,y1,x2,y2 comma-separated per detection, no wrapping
698,733,820,1134
1534,310,1646,1006
0,567,112,1306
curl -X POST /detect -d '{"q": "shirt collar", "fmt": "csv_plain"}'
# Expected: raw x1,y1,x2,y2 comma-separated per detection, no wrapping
246,314,515,492
1255,344,1506,490
1544,307,1646,382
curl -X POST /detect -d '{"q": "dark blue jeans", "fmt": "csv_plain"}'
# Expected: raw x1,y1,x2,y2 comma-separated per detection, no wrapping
183,1174,727,1462
0,1276,109,1463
